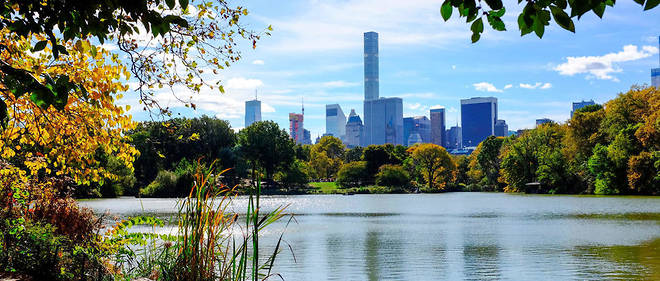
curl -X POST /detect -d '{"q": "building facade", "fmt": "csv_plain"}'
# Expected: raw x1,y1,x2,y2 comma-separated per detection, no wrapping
326,104,347,139
653,36,660,88
494,119,508,137
536,118,553,127
303,129,312,145
364,97,403,145
244,99,261,127
403,116,431,146
430,108,446,147
344,109,364,148
461,97,497,148
571,100,596,117
364,31,379,101
289,113,304,144
445,126,462,149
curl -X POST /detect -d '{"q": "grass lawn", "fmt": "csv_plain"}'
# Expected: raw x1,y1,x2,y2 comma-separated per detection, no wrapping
309,182,339,193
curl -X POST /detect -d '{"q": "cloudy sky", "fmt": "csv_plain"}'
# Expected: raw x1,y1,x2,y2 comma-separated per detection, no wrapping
125,0,660,137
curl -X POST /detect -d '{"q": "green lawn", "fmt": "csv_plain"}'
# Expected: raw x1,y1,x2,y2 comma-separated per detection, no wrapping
309,182,339,193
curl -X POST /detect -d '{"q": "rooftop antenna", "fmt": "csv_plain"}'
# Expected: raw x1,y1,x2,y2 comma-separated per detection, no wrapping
255,89,258,100
302,97,305,116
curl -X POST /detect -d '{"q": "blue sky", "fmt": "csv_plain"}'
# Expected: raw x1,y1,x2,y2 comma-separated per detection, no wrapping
124,0,660,137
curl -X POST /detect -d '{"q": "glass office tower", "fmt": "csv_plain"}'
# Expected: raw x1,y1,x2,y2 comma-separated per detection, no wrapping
326,104,346,139
364,97,403,145
364,32,379,101
461,97,497,148
289,113,304,144
245,99,261,127
430,108,446,147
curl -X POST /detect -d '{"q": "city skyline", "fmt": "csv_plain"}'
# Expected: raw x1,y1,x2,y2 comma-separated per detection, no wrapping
121,1,660,138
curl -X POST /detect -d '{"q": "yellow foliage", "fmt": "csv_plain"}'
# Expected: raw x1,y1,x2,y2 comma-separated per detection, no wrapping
0,30,137,185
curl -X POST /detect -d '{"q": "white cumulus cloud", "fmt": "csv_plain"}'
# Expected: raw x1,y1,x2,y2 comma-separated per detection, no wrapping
226,77,264,89
252,59,265,65
504,84,513,89
519,82,552,89
473,82,504,93
553,45,659,81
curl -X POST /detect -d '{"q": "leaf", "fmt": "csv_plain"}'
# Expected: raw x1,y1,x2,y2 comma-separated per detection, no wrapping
645,0,660,10
533,16,545,38
32,40,48,52
490,7,506,18
179,0,189,10
166,0,176,9
471,32,481,43
518,13,533,36
592,2,606,18
55,44,68,56
471,18,484,34
484,0,503,10
487,15,506,31
441,1,453,21
550,5,575,32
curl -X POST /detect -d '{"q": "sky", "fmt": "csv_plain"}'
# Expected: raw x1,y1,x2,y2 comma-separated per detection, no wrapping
123,0,660,137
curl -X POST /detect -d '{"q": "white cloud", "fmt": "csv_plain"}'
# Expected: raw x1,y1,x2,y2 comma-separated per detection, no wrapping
320,80,360,88
430,105,445,109
226,77,264,89
473,82,504,93
553,45,659,81
504,84,513,89
252,59,265,65
451,65,457,70
519,82,552,89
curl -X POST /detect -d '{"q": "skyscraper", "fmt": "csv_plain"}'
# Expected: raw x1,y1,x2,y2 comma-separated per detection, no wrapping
461,97,497,148
244,99,261,127
289,113,304,144
652,36,659,88
494,120,508,137
364,97,404,145
403,116,431,146
364,31,379,101
344,109,364,148
326,104,347,139
446,126,462,149
430,108,446,147
303,129,312,145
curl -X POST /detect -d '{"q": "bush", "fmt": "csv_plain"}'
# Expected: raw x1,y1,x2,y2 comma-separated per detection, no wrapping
336,161,369,188
375,164,410,189
275,160,310,189
140,170,178,197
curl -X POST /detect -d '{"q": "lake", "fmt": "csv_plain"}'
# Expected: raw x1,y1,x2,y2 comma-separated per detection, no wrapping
79,192,660,280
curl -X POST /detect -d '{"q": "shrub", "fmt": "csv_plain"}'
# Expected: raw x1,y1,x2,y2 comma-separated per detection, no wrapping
275,159,310,189
140,170,178,197
336,161,369,188
375,164,410,189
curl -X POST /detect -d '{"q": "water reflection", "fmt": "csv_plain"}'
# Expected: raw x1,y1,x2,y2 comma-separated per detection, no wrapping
80,193,660,280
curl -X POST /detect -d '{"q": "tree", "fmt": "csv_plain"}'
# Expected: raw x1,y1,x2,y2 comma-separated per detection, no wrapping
275,160,311,190
308,136,344,179
362,144,404,178
408,144,456,190
238,121,295,183
467,136,505,191
344,146,364,163
1,0,269,124
0,33,137,186
440,0,659,43
336,161,369,188
375,165,411,190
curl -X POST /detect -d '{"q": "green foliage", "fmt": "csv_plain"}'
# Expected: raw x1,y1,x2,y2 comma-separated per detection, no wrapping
275,159,311,189
375,164,411,189
408,143,456,190
468,136,505,191
238,121,295,182
308,136,345,180
344,146,364,163
139,159,198,197
336,161,370,188
439,0,658,42
362,144,406,178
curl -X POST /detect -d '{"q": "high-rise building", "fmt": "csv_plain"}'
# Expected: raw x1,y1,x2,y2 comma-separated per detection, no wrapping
430,108,446,147
364,31,379,101
571,100,596,117
303,129,312,145
244,99,261,127
289,113,304,144
536,118,553,127
461,97,497,148
364,97,404,145
445,126,462,149
403,116,431,146
345,109,364,148
326,104,347,139
652,36,660,88
494,120,508,137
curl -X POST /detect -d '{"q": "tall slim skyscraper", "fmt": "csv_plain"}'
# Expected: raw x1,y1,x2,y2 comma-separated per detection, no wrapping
571,100,596,117
244,99,261,127
430,108,446,147
326,104,347,139
364,97,403,145
364,31,379,101
446,126,462,149
289,113,304,144
652,36,659,88
461,97,497,148
345,109,364,148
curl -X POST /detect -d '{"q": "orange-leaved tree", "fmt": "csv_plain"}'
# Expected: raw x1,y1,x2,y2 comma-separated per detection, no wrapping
408,143,457,190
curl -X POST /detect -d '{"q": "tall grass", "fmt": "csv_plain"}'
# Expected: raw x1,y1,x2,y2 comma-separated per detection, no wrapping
120,164,290,281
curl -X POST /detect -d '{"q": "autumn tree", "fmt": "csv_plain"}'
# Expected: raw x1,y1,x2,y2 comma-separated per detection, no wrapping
408,144,456,190
308,136,345,179
467,136,505,191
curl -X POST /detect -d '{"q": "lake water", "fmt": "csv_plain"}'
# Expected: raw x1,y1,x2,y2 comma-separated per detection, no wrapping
79,192,660,280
